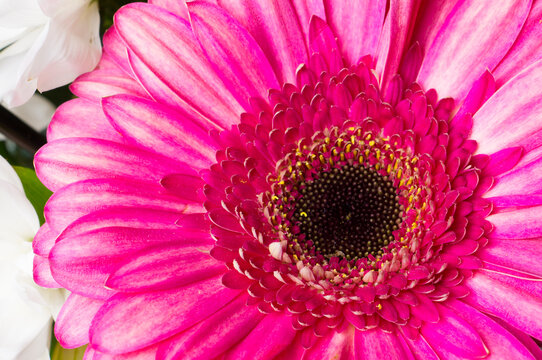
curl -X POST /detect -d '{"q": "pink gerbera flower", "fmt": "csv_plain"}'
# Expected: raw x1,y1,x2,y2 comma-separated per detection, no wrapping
33,0,542,359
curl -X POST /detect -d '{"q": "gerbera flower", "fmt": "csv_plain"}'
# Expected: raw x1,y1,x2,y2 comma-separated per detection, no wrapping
34,0,542,358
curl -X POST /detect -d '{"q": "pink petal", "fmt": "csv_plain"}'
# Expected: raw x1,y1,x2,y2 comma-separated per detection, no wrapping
101,26,132,76
464,270,542,340
157,295,264,359
70,68,148,102
106,245,225,292
219,0,308,84
417,0,531,101
33,255,62,288
488,206,542,239
493,0,542,86
290,0,326,42
421,304,488,359
102,95,218,168
35,138,193,191
47,98,124,143
410,0,459,56
160,173,204,203
89,344,159,360
453,70,496,120
223,313,297,360
323,0,385,65
401,333,439,360
90,275,239,353
114,3,242,128
50,226,202,299
44,179,191,233
492,316,542,359
55,294,104,348
486,146,542,197
355,328,414,360
303,326,355,360
376,0,420,91
187,1,280,110
479,238,542,278
33,222,56,256
471,59,542,154
148,0,190,19
308,16,342,73
484,147,524,176
446,299,539,360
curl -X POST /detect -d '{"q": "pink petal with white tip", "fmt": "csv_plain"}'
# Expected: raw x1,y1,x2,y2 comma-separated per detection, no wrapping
44,179,192,233
417,0,531,101
35,138,193,192
55,294,104,348
114,3,243,128
47,98,124,143
90,275,239,354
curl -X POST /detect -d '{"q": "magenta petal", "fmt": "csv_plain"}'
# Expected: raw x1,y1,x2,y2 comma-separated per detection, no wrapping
55,294,104,348
223,313,297,360
417,0,531,101
35,138,193,191
355,328,414,360
90,275,239,353
303,327,355,360
445,299,539,360
106,245,225,292
479,238,542,278
421,304,488,359
44,179,192,233
187,2,280,109
114,3,243,128
453,70,496,121
488,206,542,239
401,332,439,360
487,147,542,197
219,0,308,84
323,0,385,65
47,98,124,143
101,26,132,76
102,95,218,167
493,0,542,86
90,343,159,360
484,147,524,176
290,0,326,41
157,295,264,360
376,0,420,91
148,0,190,19
471,59,542,154
464,271,542,340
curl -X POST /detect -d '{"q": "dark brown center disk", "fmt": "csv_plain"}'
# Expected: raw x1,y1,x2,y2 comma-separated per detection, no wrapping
291,165,402,260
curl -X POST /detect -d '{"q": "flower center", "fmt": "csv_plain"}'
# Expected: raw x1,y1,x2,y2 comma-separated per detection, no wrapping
292,164,402,260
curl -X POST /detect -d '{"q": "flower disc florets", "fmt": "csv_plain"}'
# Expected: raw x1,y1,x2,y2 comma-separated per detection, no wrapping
205,58,491,338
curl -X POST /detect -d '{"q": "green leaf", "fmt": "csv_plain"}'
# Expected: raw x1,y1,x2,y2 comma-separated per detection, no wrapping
51,342,87,360
13,166,52,225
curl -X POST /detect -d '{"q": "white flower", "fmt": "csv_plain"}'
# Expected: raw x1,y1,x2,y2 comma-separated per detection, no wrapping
0,156,67,360
0,0,101,107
